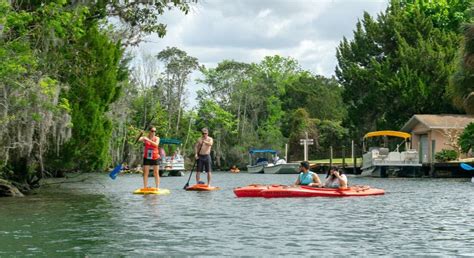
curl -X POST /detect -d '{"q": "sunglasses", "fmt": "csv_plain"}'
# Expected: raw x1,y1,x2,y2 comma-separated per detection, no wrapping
150,130,156,132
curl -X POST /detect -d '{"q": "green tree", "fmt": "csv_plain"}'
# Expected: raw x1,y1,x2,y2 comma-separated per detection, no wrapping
0,2,71,187
449,24,474,114
459,122,474,153
282,72,346,124
198,60,252,141
157,47,199,134
336,0,471,139
287,108,318,161
62,25,123,171
195,99,236,169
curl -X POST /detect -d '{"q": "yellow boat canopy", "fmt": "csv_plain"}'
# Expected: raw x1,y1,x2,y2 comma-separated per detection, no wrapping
363,130,411,139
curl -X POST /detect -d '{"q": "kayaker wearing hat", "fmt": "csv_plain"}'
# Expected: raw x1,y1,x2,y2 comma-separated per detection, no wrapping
294,161,321,187
194,127,214,186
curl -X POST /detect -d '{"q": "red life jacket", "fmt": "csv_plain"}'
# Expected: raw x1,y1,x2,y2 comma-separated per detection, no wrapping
143,136,159,160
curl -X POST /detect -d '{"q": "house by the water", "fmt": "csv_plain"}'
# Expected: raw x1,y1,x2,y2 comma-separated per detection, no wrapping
359,114,474,178
401,114,474,177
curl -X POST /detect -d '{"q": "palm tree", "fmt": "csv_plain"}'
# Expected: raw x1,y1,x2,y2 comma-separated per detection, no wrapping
450,24,474,114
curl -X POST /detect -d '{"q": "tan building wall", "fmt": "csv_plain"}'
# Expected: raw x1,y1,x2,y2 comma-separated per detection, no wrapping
410,123,430,151
411,128,463,163
401,114,474,163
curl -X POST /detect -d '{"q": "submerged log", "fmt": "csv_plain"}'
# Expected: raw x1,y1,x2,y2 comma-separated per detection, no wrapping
0,179,24,197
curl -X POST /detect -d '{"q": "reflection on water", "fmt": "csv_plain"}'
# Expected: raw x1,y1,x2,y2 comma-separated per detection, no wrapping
0,173,473,256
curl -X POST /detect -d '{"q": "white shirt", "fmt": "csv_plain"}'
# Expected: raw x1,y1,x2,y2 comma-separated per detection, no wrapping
324,174,348,188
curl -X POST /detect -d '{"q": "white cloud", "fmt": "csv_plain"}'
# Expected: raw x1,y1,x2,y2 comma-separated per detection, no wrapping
132,0,389,108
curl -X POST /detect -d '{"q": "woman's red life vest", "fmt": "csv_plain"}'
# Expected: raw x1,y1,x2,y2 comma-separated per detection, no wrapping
143,136,160,160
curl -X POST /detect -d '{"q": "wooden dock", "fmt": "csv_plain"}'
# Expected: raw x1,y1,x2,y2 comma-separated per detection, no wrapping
310,160,474,178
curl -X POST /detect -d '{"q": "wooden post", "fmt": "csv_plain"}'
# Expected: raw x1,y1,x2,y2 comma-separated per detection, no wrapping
352,140,356,174
330,146,333,168
299,134,313,162
285,143,288,162
342,145,345,168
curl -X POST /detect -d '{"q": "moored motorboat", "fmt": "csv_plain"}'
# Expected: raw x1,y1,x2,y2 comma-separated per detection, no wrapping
246,164,265,173
246,149,278,173
263,163,299,174
361,131,421,177
158,138,185,177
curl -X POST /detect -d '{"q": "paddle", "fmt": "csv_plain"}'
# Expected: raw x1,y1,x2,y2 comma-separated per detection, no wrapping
109,115,156,179
183,143,203,189
460,163,474,171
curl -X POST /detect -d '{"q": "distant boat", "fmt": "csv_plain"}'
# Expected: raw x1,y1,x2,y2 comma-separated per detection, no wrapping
246,149,277,173
361,131,421,177
246,164,265,173
263,162,299,174
158,138,184,177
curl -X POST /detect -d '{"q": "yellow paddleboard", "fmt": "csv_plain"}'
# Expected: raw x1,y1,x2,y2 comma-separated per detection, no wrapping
133,188,170,195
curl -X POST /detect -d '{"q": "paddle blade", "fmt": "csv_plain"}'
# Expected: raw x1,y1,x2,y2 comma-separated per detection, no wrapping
109,164,122,179
183,182,189,190
461,163,474,171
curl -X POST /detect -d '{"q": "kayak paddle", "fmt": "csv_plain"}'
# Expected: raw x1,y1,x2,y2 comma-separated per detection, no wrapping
183,159,198,189
183,143,203,189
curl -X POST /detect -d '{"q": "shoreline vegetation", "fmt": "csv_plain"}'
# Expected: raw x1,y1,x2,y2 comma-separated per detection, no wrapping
1,1,473,196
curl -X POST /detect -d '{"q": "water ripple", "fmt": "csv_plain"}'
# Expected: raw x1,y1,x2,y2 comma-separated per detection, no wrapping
0,173,473,256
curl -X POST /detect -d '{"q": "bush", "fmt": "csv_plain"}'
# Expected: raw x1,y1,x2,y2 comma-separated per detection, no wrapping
459,122,474,153
435,149,458,162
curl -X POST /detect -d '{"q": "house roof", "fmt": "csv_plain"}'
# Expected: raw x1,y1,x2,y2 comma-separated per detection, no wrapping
401,114,474,132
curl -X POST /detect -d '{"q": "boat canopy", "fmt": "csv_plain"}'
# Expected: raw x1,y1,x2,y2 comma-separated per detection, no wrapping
249,149,277,154
363,130,411,139
160,138,182,145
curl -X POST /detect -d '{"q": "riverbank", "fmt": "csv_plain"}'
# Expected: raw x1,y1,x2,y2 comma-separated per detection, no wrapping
0,179,24,197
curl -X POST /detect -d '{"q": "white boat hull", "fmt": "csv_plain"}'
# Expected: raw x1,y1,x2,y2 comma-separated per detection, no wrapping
159,156,184,176
246,164,264,173
263,163,299,174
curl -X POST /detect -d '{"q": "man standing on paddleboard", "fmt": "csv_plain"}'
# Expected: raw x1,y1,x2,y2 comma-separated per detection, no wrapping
194,128,214,186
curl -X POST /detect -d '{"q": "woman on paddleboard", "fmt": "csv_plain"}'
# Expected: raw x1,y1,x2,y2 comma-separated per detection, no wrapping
294,161,322,187
139,126,160,189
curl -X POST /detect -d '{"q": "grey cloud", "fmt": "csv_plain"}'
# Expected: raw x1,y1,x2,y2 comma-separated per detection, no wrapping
137,0,388,77
181,0,387,49
313,0,388,40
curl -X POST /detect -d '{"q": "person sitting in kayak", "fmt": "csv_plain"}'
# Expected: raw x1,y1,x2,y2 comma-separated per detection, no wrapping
294,161,321,187
324,166,348,189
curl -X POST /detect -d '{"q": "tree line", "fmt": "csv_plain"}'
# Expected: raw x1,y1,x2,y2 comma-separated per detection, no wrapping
0,0,473,192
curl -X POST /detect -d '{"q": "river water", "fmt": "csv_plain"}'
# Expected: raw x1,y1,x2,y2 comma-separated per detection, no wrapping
0,172,473,256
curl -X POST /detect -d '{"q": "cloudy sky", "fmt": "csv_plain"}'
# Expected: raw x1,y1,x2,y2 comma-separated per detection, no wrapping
133,0,389,107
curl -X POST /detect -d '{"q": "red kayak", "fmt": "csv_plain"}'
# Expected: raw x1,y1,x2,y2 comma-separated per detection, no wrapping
233,184,287,197
185,184,221,191
261,185,385,198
